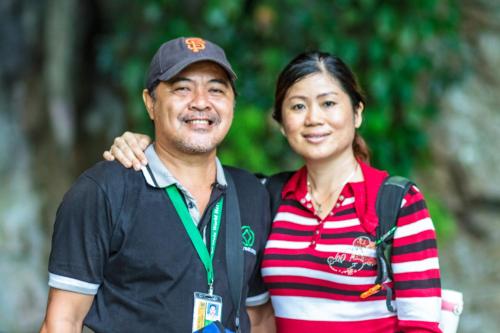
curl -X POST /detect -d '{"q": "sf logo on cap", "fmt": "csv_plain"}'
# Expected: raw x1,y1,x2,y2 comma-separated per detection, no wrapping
185,38,205,53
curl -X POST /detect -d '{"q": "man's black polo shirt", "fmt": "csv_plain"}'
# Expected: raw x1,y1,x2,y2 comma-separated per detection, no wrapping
48,146,270,332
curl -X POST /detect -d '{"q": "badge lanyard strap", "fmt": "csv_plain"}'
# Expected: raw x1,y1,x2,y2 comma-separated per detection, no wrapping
166,185,223,295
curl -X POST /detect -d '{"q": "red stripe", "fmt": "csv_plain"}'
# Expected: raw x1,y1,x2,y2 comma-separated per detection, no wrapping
395,288,441,298
275,316,398,333
270,288,381,301
393,230,437,246
398,319,442,333
263,275,374,292
398,210,431,225
391,248,439,263
394,270,440,281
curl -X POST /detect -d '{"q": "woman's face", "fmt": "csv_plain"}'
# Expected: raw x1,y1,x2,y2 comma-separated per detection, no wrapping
280,71,363,163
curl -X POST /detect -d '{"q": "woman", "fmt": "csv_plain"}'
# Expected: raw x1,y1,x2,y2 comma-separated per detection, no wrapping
105,52,442,332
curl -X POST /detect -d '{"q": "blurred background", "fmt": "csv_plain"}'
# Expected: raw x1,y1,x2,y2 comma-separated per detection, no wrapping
1,0,499,332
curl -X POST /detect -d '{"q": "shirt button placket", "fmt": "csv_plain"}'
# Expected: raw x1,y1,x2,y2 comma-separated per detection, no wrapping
312,218,322,248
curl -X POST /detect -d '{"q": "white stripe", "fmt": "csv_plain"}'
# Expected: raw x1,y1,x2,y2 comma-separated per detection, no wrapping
394,217,435,239
246,292,270,307
266,241,377,257
397,296,441,322
141,165,155,187
401,198,407,207
274,212,318,226
315,244,376,257
392,257,440,274
48,273,100,295
341,197,355,206
266,240,310,249
323,218,360,229
262,267,375,285
271,295,395,321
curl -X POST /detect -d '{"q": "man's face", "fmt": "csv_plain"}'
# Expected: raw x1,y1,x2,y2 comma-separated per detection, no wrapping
143,61,235,156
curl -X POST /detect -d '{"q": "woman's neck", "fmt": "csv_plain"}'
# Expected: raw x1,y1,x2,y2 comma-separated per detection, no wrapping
305,152,361,219
305,154,359,196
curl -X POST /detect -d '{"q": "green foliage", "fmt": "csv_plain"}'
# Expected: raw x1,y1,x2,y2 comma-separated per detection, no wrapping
92,0,464,239
96,0,462,177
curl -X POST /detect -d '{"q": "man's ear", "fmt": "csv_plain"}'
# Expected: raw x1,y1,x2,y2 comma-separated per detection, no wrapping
354,102,364,129
143,89,155,120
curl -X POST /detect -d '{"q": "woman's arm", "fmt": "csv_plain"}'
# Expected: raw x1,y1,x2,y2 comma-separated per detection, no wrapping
392,185,442,333
103,131,151,170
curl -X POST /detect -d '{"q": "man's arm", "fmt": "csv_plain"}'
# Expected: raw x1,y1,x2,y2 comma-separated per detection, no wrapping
247,300,276,333
39,288,94,333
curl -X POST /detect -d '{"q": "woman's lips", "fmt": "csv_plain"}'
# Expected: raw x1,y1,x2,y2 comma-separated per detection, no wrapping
302,132,330,143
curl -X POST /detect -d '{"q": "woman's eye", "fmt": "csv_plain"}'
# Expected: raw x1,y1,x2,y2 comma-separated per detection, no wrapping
323,101,336,107
291,104,305,111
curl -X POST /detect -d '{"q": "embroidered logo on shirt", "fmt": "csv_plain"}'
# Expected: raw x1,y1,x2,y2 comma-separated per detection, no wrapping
242,225,256,255
242,226,255,247
327,236,376,275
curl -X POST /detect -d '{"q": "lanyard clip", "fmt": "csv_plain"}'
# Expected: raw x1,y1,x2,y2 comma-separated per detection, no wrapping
360,283,382,299
208,283,214,296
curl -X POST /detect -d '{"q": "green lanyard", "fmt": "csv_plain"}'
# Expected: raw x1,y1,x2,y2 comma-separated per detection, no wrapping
165,185,223,295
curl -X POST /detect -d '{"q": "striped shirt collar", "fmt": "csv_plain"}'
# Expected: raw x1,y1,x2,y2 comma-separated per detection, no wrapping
281,160,388,235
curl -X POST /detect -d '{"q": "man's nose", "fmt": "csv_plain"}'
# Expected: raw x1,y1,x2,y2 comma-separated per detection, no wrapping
189,88,210,111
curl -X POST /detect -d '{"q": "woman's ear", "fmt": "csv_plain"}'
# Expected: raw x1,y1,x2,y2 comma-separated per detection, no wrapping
354,102,364,129
280,125,287,137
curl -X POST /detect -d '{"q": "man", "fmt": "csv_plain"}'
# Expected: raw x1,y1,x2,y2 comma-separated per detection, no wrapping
206,303,219,321
40,37,275,333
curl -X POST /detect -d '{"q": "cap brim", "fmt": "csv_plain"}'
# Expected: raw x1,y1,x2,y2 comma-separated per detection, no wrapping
157,56,237,83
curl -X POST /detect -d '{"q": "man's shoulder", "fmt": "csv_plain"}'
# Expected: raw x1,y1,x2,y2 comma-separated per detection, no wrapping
83,159,128,176
76,160,143,193
83,160,137,180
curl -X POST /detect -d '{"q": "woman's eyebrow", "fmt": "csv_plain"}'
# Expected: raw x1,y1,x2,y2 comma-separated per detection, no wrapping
317,91,338,98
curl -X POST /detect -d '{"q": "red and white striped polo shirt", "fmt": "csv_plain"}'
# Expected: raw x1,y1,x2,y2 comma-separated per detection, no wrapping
262,162,442,333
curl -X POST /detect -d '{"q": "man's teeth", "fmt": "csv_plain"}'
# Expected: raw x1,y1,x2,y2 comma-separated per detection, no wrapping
187,119,210,124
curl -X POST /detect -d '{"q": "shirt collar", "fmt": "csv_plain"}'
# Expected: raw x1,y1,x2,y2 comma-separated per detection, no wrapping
281,160,389,234
141,144,227,193
282,165,308,202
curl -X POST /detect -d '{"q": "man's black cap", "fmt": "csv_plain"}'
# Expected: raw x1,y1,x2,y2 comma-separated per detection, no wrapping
145,37,237,92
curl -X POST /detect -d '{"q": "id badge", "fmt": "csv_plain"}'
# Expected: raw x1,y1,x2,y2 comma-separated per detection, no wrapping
192,291,223,332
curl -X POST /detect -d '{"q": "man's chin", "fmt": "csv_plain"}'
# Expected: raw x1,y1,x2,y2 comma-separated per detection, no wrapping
175,141,219,155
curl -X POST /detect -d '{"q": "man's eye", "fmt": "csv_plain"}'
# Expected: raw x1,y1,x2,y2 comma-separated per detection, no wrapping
174,86,190,92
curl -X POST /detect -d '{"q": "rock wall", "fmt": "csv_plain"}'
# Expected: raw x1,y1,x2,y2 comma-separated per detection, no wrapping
423,1,500,332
